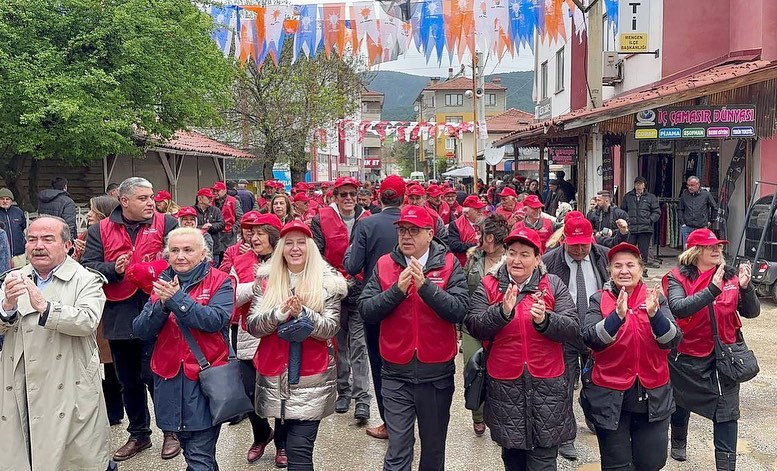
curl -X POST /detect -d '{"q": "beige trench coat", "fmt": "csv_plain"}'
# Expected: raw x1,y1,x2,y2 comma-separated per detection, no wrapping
0,257,111,471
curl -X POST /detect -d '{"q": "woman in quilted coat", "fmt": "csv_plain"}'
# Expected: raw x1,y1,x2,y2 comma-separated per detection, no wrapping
465,227,578,470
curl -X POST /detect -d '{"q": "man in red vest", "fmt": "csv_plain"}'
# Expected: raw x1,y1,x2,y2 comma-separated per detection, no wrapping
407,185,448,243
310,176,373,422
82,177,180,462
514,194,557,252
443,187,462,219
360,205,469,471
448,195,486,267
212,181,243,265
292,193,316,225
494,186,520,222
425,184,451,224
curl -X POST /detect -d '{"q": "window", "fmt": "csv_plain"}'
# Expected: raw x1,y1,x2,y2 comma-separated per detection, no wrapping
445,93,464,106
555,47,565,93
485,93,497,106
446,137,456,151
446,116,463,123
540,61,548,99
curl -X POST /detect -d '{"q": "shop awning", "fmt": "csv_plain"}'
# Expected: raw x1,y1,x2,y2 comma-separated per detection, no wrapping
494,59,777,148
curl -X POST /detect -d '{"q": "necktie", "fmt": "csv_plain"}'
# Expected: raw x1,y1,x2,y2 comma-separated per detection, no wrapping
575,260,588,321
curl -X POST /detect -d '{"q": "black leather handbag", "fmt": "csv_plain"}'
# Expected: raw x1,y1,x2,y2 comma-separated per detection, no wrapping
708,305,759,383
463,344,490,411
180,325,255,425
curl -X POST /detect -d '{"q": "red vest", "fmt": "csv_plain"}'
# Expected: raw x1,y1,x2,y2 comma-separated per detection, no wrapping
150,268,230,381
662,267,740,357
592,283,670,390
319,206,370,278
495,204,516,223
100,213,166,301
515,218,555,252
218,242,244,273
482,274,565,380
377,253,458,364
453,215,478,267
427,201,451,224
449,202,463,219
220,195,238,232
230,250,261,328
252,279,331,377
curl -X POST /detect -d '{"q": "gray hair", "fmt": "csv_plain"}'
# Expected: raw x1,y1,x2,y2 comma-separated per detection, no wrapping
687,176,700,184
118,177,153,199
357,188,372,198
165,227,212,262
32,215,72,243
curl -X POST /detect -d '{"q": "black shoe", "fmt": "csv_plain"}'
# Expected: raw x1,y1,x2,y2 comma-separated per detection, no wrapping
354,403,370,422
335,396,350,413
558,441,577,461
671,425,688,461
715,450,736,471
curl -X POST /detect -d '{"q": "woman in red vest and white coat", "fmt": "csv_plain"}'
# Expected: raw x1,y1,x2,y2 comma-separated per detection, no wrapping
132,227,234,470
246,220,347,470
466,227,578,470
580,242,681,471
662,229,759,471
218,210,262,273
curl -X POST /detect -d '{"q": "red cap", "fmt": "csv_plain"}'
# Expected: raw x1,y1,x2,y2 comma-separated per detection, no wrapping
126,260,170,295
426,185,443,198
498,187,518,198
280,219,313,239
294,182,310,191
523,194,544,209
564,217,594,245
333,177,359,190
244,212,282,231
607,242,642,262
686,228,728,248
212,181,227,191
153,190,172,202
395,205,434,228
407,185,426,197
177,206,197,218
265,180,277,188
504,227,543,254
380,175,406,197
463,195,486,209
197,188,214,198
292,193,310,203
563,210,586,223
321,182,331,189
240,210,262,226
444,187,457,195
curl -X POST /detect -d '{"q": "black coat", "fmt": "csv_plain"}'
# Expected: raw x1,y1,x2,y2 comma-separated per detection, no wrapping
621,190,660,234
194,204,225,254
587,206,630,247
344,206,400,284
464,265,579,450
0,206,26,256
664,264,760,422
678,189,718,229
37,189,77,239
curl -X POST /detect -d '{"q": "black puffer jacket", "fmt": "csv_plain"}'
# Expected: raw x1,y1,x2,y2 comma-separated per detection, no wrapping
621,189,660,234
587,206,630,247
465,265,579,450
37,189,77,239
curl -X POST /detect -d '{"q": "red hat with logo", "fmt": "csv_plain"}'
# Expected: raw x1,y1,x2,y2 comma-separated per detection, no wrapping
126,259,170,295
407,185,426,197
686,228,728,248
321,182,331,189
244,212,282,231
563,210,586,222
498,186,518,198
426,185,443,198
196,188,214,198
280,219,313,239
523,194,544,209
333,177,359,190
177,206,197,218
504,227,543,254
395,205,434,228
292,193,310,203
443,186,457,195
153,190,172,202
380,175,406,197
212,181,227,191
294,182,310,191
607,242,642,262
563,216,594,245
463,195,486,209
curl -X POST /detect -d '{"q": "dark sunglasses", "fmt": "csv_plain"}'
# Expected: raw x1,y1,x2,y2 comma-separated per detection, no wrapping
336,191,357,198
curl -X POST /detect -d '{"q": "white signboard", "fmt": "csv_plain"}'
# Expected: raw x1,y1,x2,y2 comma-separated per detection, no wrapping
618,0,650,52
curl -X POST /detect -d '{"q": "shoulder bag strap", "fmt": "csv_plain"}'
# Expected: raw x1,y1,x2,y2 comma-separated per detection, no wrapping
707,303,720,341
179,322,237,371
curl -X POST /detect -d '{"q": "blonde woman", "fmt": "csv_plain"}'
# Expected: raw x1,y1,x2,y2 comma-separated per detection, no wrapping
246,220,347,470
154,190,180,216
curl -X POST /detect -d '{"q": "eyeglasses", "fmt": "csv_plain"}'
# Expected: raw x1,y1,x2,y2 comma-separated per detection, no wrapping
336,191,357,198
397,226,428,236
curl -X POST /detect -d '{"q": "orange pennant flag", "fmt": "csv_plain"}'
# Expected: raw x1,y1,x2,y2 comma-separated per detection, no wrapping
545,0,565,42
323,4,345,58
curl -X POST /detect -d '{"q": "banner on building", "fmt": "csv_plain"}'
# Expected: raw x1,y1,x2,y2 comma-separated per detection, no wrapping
548,146,577,165
634,105,756,140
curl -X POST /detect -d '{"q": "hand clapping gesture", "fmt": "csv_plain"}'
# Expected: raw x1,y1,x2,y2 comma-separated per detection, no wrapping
530,291,546,325
738,262,752,288
409,257,425,287
711,263,726,290
115,253,130,275
645,285,660,318
616,287,629,320
152,276,180,304
281,295,303,319
501,283,519,316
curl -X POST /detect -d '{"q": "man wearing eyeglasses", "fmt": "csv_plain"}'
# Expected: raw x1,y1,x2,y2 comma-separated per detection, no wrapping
360,205,469,471
310,176,373,423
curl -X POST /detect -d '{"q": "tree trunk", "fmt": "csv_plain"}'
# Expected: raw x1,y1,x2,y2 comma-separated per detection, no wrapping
0,154,34,211
289,146,308,185
27,157,40,210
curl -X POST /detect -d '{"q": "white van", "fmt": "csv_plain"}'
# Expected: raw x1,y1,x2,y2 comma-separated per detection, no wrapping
410,171,425,183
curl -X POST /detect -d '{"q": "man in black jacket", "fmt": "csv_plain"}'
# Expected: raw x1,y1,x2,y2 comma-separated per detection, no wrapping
678,176,718,249
37,176,77,239
360,205,468,471
193,188,225,256
621,176,660,267
587,190,630,247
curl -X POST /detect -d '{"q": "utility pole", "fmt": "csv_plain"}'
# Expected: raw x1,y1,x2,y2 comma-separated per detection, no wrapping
472,51,484,192
586,0,603,109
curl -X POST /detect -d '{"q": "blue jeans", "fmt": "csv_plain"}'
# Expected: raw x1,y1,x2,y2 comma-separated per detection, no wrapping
178,426,221,471
681,225,696,250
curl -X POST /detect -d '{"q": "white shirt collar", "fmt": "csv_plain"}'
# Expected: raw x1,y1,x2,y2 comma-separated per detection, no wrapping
564,250,591,267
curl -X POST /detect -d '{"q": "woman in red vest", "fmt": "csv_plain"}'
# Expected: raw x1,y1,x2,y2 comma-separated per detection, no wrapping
218,210,261,273
269,193,295,225
580,242,681,471
132,227,234,470
662,229,759,470
466,227,578,470
246,220,347,470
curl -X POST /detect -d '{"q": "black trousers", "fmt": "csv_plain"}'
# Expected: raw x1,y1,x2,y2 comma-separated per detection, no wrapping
628,232,652,264
102,363,125,425
285,419,321,471
501,446,559,471
109,338,155,438
382,377,454,471
364,322,385,421
595,411,669,471
671,405,738,453
237,357,288,449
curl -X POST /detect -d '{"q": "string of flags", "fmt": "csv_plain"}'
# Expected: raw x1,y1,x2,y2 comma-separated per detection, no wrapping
332,120,485,144
207,0,620,69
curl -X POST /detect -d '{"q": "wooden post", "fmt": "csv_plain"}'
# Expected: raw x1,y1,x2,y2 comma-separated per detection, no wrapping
578,133,588,206
538,143,546,191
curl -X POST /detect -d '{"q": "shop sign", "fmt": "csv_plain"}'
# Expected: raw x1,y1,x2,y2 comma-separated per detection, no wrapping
272,163,292,191
634,105,756,140
602,145,614,194
363,158,381,168
618,0,651,52
536,97,552,120
548,146,577,165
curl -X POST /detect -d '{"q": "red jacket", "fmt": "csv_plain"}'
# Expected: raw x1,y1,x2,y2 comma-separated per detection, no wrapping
426,201,451,224
482,274,565,380
219,241,248,273
452,215,478,267
318,206,370,278
230,250,261,328
449,202,463,219
100,213,166,302
150,268,230,381
376,253,458,364
220,195,239,233
663,267,741,357
514,217,555,252
592,283,671,390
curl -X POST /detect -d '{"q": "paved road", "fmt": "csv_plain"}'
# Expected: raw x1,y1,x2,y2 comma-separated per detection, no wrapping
113,259,777,470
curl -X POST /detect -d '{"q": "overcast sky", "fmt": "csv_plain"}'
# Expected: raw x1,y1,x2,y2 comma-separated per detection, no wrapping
371,45,535,77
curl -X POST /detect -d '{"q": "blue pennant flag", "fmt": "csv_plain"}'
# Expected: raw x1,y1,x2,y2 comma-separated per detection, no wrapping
209,6,231,55
605,0,619,32
509,0,536,51
294,5,318,62
419,0,445,64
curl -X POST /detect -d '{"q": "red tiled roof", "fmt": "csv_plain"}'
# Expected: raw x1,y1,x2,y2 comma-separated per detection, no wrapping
486,108,535,133
361,89,384,97
157,131,253,159
424,76,507,91
494,59,777,146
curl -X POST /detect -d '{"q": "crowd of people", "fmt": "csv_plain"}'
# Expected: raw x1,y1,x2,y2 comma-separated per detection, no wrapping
0,171,757,471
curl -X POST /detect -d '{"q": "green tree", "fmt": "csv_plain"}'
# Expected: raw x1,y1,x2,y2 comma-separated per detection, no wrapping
0,0,234,208
388,139,417,177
